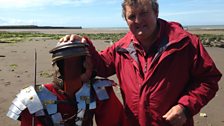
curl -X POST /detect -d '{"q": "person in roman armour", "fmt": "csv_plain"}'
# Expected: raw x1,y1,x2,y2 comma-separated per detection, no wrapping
7,40,129,126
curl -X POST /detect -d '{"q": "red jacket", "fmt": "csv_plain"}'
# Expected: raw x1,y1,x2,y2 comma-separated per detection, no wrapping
87,19,222,126
20,83,128,126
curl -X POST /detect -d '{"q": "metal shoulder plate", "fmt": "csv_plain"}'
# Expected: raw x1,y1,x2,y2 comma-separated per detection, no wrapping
75,79,113,110
7,84,58,121
93,79,113,101
75,83,96,110
7,85,43,120
36,84,57,115
35,85,60,125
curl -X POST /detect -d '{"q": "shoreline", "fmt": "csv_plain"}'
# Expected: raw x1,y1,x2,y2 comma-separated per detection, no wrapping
1,27,224,34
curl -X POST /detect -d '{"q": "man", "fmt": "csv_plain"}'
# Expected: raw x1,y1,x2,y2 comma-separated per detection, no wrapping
60,0,222,126
7,41,128,126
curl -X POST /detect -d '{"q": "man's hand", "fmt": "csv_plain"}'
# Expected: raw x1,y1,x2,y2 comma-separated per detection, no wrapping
59,34,83,43
162,104,187,126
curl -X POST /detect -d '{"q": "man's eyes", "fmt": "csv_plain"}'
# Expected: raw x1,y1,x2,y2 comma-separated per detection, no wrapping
127,12,149,19
127,14,136,20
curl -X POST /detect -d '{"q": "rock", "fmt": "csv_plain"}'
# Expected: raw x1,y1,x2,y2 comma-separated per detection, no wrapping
5,82,11,86
199,112,207,117
11,50,17,53
220,43,224,48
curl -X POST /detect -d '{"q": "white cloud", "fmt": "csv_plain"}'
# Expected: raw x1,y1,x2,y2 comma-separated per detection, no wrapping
0,18,35,25
160,10,222,17
159,9,224,26
0,0,95,9
0,19,5,24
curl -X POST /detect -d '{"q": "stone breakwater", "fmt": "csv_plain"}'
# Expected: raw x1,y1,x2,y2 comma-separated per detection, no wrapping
200,34,224,48
202,39,224,48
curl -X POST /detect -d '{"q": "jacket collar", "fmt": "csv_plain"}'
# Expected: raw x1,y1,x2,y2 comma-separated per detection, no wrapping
116,18,190,61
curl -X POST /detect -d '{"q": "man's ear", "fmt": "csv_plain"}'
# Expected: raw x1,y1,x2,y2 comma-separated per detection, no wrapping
154,9,159,18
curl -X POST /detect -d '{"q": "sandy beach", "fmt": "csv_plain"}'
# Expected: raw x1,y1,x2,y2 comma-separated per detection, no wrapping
0,29,223,126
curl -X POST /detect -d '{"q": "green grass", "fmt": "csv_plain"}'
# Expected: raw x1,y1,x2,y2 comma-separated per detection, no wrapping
9,64,18,71
0,31,125,43
0,31,223,47
0,32,63,43
39,70,53,78
200,34,224,41
79,33,126,42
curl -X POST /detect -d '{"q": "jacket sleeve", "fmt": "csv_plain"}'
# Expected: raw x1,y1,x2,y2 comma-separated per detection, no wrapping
178,36,222,116
84,37,116,78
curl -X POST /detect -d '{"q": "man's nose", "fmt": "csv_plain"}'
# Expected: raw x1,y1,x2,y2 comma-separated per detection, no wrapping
135,15,142,23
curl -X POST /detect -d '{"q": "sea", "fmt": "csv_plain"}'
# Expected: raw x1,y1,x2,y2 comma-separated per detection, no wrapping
183,25,224,30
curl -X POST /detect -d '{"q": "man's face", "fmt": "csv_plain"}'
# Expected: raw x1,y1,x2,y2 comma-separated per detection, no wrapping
125,1,158,42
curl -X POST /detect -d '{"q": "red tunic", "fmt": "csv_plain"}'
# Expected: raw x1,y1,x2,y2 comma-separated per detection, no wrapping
20,83,129,126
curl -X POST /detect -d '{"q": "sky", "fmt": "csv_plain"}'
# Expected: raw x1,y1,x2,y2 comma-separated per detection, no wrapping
0,0,224,28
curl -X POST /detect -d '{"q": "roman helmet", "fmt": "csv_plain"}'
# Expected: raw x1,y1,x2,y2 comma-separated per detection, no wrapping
49,41,89,63
49,41,91,93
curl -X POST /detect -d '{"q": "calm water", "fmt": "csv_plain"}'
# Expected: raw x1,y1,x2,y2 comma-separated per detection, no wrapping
184,25,224,30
